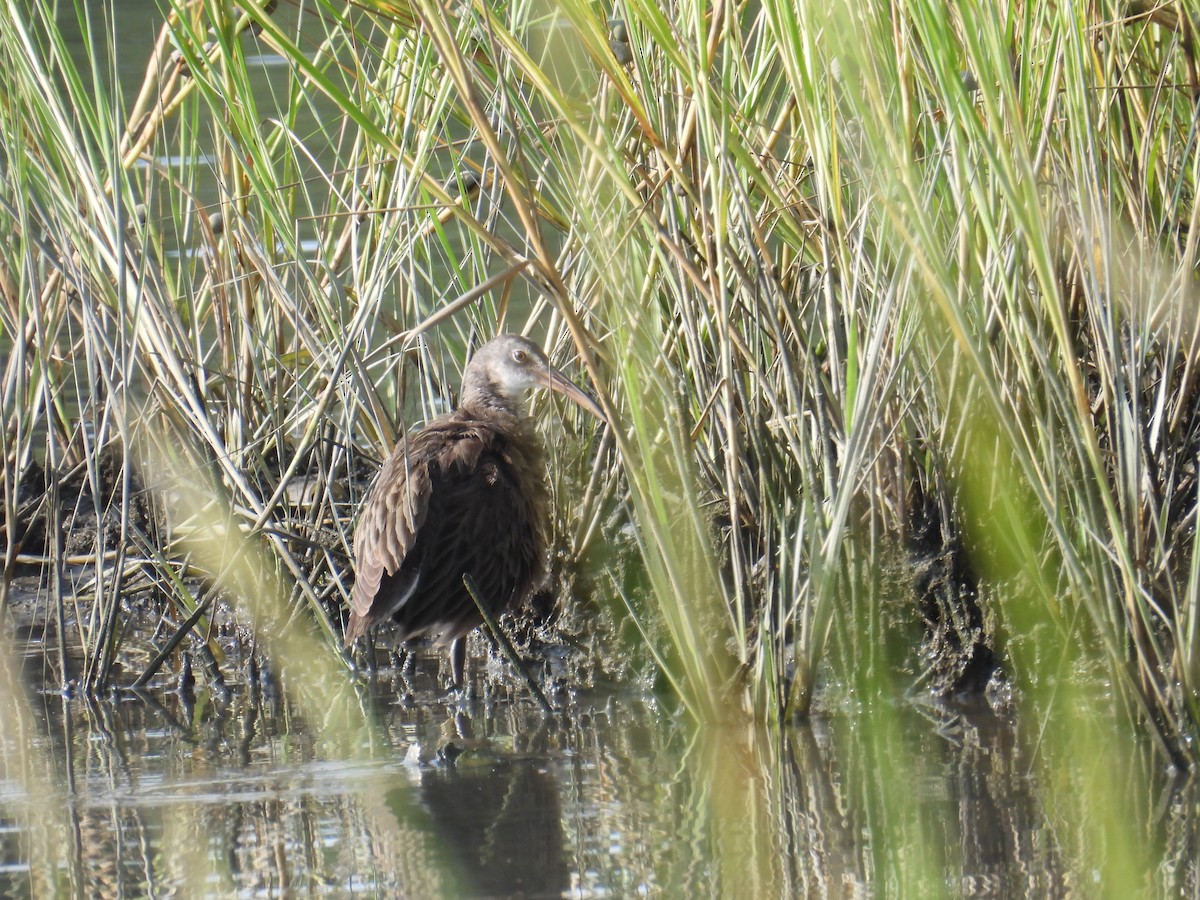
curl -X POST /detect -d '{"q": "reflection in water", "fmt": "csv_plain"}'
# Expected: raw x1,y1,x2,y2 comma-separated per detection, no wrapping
1,666,1199,896
401,760,569,897
938,703,1064,896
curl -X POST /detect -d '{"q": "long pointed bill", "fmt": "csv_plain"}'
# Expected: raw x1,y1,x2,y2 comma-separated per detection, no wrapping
543,367,607,423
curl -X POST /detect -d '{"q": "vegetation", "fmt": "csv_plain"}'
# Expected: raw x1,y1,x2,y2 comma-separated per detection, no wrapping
2,0,1200,888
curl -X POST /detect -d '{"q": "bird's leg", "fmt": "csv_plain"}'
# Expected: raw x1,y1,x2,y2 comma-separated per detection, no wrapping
450,637,467,689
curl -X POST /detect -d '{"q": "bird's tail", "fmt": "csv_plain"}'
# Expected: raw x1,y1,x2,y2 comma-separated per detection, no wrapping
343,613,370,647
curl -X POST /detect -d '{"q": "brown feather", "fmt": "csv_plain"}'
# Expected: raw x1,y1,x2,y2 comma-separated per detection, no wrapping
346,407,549,647
345,334,603,669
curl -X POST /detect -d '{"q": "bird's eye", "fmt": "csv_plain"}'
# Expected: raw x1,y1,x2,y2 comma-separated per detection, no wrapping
511,349,527,364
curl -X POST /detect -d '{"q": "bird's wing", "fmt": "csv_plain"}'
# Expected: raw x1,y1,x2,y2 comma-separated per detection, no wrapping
349,414,549,644
395,437,543,637
350,430,436,622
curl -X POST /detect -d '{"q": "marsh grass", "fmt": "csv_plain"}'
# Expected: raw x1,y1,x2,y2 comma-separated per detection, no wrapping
3,0,1200,889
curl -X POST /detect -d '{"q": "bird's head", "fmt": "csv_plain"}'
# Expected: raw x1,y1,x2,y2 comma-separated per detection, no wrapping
460,334,605,421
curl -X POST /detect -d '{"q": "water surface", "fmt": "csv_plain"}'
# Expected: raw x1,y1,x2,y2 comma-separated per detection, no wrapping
4,653,1196,897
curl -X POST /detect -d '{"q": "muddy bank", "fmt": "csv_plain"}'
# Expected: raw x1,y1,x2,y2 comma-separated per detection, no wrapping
4,443,1000,708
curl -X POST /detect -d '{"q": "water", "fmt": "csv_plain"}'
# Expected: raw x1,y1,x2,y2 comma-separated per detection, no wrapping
5,646,1196,897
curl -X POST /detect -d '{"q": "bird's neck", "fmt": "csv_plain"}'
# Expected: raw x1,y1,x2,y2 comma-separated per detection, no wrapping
459,377,525,421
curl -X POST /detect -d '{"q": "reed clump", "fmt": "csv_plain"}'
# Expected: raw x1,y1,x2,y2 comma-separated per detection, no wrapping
4,0,1200,890
1,0,1199,780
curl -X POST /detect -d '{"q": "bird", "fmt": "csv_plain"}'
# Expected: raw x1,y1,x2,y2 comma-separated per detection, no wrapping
345,333,605,687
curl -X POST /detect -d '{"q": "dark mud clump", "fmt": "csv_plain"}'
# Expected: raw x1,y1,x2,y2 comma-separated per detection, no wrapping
8,446,155,563
905,478,999,698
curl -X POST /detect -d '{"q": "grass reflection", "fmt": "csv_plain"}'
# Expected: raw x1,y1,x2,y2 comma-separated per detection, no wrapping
2,651,1198,895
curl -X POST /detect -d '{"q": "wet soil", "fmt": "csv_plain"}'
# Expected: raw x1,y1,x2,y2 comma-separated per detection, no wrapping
4,444,1000,706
